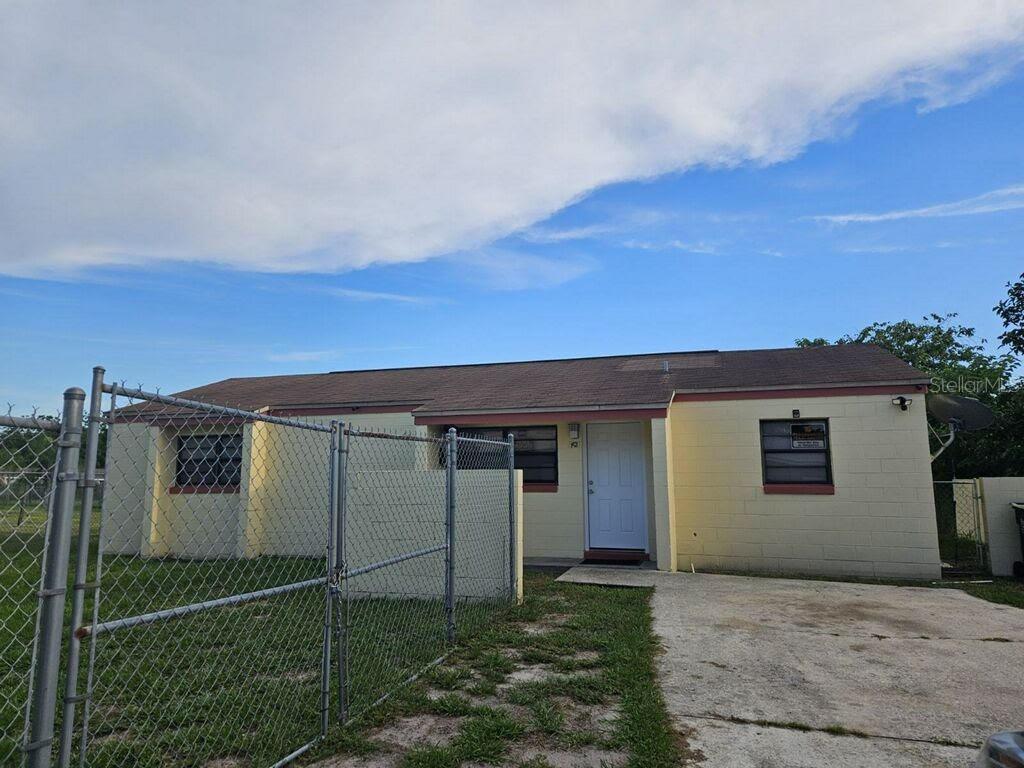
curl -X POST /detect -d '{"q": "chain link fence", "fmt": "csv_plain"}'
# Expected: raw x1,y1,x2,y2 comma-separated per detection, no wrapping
70,383,336,768
933,479,988,573
0,413,62,765
338,428,514,722
0,369,519,767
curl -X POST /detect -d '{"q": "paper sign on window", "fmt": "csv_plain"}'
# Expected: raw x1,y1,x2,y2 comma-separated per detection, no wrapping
791,423,826,449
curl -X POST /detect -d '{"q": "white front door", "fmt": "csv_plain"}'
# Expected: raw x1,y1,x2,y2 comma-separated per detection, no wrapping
586,422,648,551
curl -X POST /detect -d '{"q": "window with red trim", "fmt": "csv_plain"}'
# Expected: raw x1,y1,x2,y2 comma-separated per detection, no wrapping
760,420,832,486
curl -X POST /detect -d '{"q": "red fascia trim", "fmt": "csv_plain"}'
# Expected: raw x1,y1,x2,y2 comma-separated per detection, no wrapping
414,407,668,426
524,483,558,493
673,384,926,402
268,404,419,417
168,485,240,495
763,484,835,495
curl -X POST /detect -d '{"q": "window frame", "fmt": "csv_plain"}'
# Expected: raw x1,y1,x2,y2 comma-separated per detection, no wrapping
759,418,833,489
172,432,243,493
447,425,558,487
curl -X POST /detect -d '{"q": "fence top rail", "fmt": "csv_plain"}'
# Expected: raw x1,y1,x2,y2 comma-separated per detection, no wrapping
0,414,61,432
454,435,511,447
344,426,439,443
104,381,334,433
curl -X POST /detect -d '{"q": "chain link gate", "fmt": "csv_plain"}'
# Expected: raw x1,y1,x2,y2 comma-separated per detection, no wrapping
1,367,519,767
933,479,989,574
66,378,337,768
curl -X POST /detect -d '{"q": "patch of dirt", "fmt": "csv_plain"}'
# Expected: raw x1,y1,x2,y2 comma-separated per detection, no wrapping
308,752,399,768
564,702,620,736
509,743,629,768
522,623,552,635
674,724,707,766
542,613,573,626
203,759,249,768
371,714,463,750
500,664,557,686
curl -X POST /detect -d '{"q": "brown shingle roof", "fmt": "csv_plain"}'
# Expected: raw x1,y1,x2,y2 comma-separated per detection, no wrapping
168,344,929,416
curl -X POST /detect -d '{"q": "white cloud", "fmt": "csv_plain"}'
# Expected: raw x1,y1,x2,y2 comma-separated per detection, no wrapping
811,184,1024,224
264,350,338,363
322,287,440,304
622,239,718,254
519,224,617,244
2,3,1023,277
452,249,595,290
838,244,912,254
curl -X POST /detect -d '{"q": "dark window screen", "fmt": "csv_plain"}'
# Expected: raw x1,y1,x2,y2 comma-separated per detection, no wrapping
452,426,558,485
760,420,831,485
176,434,243,487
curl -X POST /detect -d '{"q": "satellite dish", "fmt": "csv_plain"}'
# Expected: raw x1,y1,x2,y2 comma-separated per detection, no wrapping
926,393,995,431
926,393,995,462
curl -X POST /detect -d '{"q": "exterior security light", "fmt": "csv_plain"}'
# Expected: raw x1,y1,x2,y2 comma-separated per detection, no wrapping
892,396,913,411
568,423,580,440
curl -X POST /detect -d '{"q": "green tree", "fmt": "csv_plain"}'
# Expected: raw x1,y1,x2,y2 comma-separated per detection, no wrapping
796,313,1017,403
0,417,59,471
797,313,1023,478
995,271,1024,357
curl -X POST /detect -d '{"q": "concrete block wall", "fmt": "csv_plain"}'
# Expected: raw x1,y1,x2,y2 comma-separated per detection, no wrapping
101,422,248,558
101,412,516,599
344,468,511,601
520,422,585,559
978,477,1024,576
669,393,941,579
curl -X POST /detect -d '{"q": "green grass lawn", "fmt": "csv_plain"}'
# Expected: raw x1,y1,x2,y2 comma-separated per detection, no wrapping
2,506,503,768
2,506,55,766
307,572,681,768
950,578,1024,609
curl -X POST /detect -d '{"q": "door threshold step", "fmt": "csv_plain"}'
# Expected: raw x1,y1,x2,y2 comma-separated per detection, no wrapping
583,548,647,564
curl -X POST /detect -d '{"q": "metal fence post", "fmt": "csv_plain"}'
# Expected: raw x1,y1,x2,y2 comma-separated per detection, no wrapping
321,421,339,738
507,433,516,603
444,427,457,644
334,420,348,725
25,387,85,768
58,368,105,767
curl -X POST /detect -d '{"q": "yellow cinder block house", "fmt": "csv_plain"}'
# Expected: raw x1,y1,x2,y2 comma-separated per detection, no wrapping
104,344,940,579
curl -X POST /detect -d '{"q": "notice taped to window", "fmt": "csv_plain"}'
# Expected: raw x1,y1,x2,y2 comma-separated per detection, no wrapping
791,423,826,449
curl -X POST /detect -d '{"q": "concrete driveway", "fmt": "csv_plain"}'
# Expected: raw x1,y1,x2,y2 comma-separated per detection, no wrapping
559,567,1024,768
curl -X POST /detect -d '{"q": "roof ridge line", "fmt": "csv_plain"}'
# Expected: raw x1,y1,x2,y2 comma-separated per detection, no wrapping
323,349,722,375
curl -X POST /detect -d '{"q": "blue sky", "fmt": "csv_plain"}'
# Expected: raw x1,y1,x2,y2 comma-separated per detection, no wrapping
4,73,1023,410
2,6,1024,410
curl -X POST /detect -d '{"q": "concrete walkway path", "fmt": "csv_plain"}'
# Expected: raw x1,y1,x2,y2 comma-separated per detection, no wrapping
558,566,1024,767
